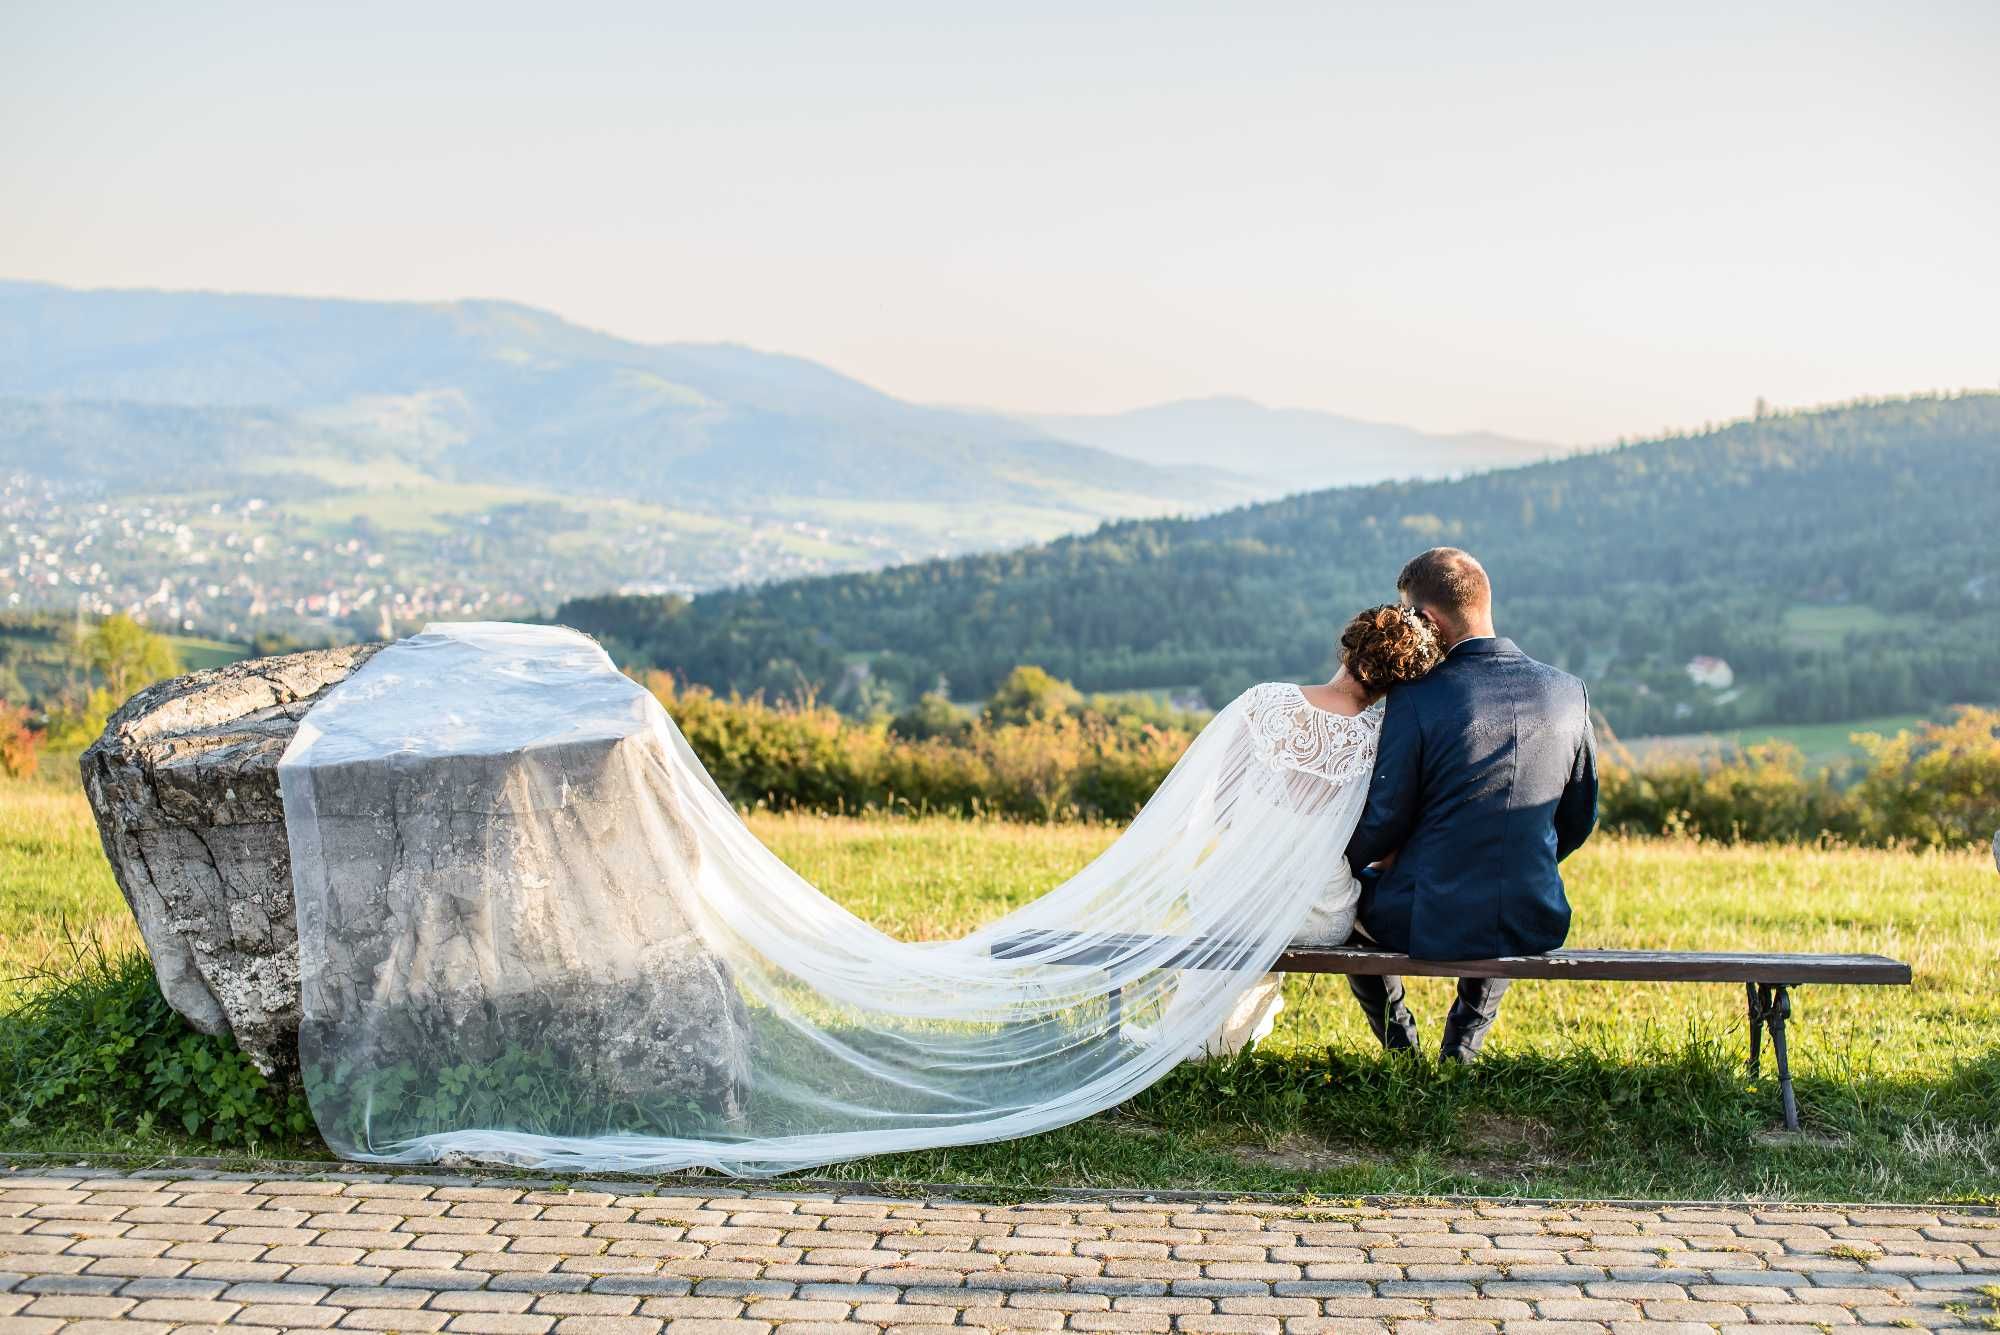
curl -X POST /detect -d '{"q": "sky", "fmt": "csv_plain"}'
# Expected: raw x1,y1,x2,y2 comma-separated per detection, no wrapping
3,1,1996,445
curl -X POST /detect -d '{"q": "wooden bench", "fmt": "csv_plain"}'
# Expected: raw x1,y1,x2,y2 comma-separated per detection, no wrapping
990,931,1913,1131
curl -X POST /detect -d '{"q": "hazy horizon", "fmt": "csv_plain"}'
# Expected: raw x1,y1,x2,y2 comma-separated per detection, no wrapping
5,2,1996,444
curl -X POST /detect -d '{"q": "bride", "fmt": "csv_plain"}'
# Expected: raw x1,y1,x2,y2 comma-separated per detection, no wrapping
278,605,1443,1174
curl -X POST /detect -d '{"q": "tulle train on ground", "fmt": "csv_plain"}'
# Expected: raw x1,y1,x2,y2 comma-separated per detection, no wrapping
277,623,1371,1175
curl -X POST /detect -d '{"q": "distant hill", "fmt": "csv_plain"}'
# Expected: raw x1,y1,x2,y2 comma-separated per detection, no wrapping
563,395,2000,735
0,280,1251,513
1025,396,1567,490
0,281,1286,632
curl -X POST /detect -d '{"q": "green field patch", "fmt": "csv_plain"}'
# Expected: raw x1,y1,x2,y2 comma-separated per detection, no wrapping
163,635,249,672
277,481,566,536
1628,711,1943,770
1782,603,1921,651
239,452,442,491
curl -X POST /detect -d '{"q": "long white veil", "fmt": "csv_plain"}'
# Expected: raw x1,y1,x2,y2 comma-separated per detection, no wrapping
277,623,1370,1175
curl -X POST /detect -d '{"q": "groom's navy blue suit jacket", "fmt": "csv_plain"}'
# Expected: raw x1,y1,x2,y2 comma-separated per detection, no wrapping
1345,636,1598,961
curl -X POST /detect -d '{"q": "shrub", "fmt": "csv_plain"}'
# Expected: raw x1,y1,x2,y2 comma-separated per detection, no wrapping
0,699,39,780
647,669,1200,822
0,945,310,1147
1599,708,2000,851
1598,743,1862,845
888,692,968,743
1851,707,2000,849
645,666,1997,850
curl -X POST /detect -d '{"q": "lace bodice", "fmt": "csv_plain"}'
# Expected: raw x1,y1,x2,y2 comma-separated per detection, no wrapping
1240,681,1384,787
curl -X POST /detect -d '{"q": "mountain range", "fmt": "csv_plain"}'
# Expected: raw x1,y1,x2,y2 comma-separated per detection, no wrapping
0,280,1242,514
0,282,1573,602
1025,397,1565,490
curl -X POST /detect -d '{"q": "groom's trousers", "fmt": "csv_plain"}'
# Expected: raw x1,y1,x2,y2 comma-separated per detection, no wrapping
1345,972,1511,1060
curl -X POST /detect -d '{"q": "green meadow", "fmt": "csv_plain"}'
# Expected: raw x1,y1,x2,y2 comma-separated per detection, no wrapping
2,782,1994,1202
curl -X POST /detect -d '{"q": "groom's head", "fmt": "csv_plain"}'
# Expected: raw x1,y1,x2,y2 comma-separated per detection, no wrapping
1397,547,1494,646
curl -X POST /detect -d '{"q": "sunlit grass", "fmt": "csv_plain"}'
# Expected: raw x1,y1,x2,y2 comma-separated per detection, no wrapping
764,811,1996,1093
5,781,1996,1200
0,779,139,1004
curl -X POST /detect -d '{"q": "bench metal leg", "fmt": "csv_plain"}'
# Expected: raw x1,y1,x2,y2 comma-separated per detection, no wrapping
1107,982,1123,1040
1745,982,1762,1075
1745,983,1799,1132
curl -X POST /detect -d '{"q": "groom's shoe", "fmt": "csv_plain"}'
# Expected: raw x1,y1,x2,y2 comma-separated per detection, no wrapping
1438,978,1511,1062
1346,974,1420,1051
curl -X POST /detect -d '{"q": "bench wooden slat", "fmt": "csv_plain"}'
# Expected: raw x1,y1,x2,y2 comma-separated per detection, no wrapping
1274,947,1911,986
989,930,1911,986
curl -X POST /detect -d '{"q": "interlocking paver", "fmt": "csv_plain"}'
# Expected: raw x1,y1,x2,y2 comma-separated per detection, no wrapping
1,1170,1992,1331
237,1301,343,1326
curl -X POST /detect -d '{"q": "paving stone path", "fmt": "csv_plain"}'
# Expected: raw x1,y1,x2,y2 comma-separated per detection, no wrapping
2,1168,1996,1334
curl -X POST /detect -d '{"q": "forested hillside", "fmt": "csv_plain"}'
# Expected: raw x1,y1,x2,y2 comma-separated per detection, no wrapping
559,395,2000,736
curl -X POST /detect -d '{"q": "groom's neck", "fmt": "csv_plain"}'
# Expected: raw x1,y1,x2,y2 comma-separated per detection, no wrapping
1445,617,1497,648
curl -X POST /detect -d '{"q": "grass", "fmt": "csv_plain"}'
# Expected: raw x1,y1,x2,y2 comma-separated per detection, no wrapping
3,779,1996,1201
162,634,249,672
0,781,140,1006
1629,713,1940,770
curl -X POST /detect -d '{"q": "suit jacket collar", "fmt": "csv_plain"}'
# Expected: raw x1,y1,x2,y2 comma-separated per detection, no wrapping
1447,636,1518,660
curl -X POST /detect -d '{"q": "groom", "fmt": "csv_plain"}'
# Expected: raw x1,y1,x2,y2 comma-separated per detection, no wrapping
1343,547,1598,1062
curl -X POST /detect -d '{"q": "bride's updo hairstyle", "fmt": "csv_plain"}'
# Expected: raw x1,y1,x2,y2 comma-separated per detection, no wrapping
1340,603,1444,693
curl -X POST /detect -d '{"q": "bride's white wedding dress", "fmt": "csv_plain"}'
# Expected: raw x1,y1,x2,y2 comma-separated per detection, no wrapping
279,624,1381,1175
1177,681,1377,1056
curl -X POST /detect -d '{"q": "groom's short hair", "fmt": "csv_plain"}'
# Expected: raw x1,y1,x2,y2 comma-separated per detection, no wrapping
1398,547,1491,627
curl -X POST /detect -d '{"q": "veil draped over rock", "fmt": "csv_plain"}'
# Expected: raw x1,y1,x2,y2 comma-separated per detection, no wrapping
278,623,1370,1175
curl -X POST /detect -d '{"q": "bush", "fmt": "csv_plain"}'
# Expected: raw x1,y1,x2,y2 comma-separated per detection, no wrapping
0,945,310,1147
1599,707,2000,851
1599,744,1862,845
647,669,1195,822
0,699,39,779
650,665,1999,850
888,692,968,743
1852,707,2000,848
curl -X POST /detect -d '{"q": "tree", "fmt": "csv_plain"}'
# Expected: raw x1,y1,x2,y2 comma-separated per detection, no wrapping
889,692,968,742
82,615,181,703
42,687,114,754
982,666,1082,727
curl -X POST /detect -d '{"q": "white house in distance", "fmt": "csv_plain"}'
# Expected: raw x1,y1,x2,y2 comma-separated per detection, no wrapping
1685,655,1735,690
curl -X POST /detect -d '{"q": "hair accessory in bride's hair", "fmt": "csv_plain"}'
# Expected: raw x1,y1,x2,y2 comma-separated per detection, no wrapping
1398,603,1438,644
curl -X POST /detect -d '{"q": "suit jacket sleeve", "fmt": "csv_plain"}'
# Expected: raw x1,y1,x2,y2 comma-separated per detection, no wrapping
1554,690,1598,861
1346,692,1422,869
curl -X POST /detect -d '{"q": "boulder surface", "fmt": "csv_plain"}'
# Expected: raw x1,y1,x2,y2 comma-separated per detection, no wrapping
80,646,384,1073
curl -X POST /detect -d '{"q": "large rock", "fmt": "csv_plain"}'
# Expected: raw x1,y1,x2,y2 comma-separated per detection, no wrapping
80,646,384,1074
82,636,755,1147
